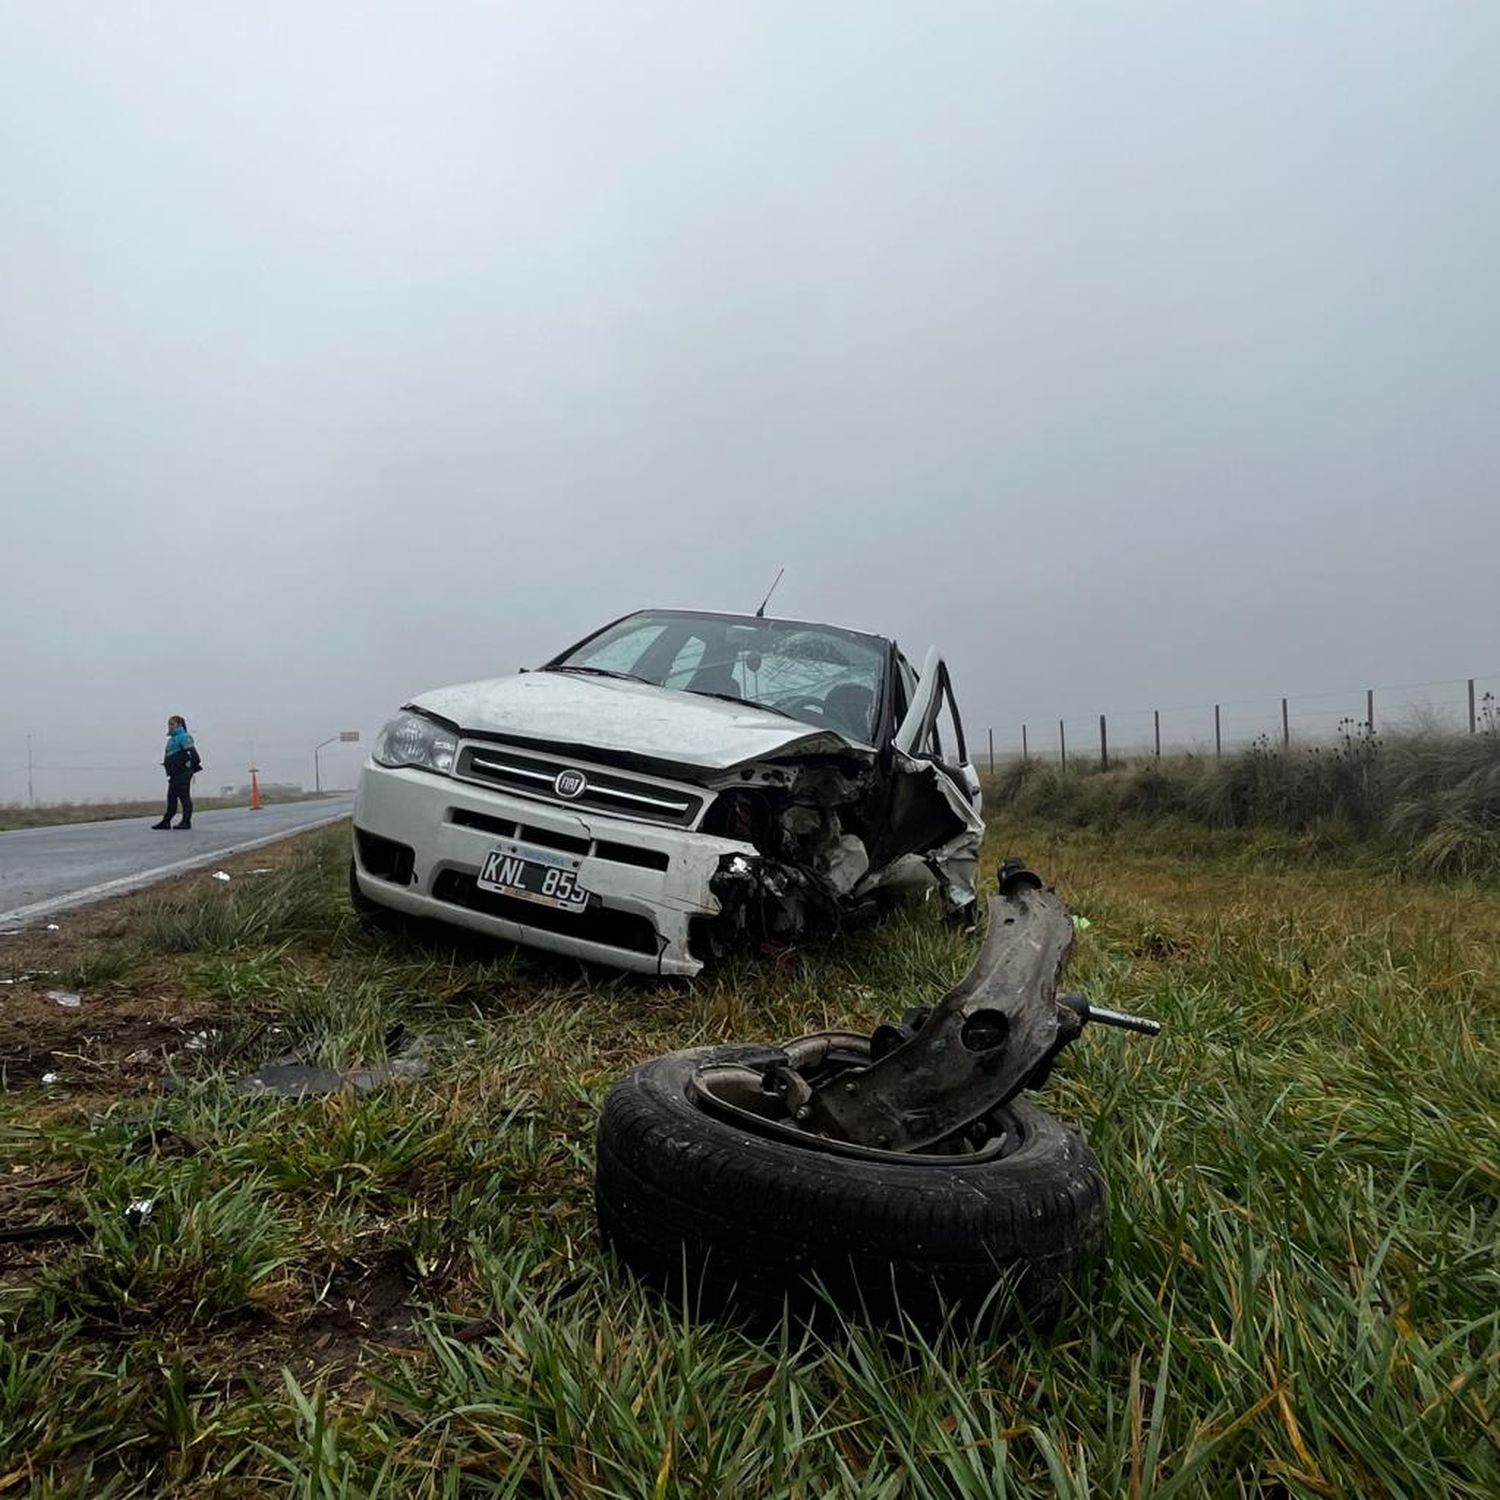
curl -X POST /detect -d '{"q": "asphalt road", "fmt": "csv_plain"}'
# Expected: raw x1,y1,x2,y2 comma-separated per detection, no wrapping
0,797,354,929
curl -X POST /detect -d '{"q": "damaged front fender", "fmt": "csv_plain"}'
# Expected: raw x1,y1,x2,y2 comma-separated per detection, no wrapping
856,752,983,914
699,744,982,955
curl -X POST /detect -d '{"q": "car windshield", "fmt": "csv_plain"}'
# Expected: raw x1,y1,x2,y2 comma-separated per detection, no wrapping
548,611,888,743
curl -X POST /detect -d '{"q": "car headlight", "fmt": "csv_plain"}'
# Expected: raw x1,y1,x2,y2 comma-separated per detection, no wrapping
372,712,457,774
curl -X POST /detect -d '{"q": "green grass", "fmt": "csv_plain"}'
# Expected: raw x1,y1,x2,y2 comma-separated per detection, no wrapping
1,823,1496,1496
988,726,1500,878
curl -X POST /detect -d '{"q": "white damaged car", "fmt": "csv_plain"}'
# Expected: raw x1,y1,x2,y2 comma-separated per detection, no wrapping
351,609,984,975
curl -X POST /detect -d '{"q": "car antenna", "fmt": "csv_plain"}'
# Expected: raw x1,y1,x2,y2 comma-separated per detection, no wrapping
754,566,785,619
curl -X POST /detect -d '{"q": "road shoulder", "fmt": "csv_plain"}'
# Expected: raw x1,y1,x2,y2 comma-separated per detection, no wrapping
0,811,352,931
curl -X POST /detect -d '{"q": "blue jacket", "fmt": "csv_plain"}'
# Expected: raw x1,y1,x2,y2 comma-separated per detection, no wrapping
164,725,198,776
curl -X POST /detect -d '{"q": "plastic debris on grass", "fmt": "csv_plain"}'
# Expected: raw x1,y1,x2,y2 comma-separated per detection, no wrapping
47,990,82,1009
237,1027,429,1098
211,870,232,882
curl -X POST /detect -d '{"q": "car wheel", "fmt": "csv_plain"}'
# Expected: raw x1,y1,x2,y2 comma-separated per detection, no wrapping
595,1044,1107,1326
348,859,403,932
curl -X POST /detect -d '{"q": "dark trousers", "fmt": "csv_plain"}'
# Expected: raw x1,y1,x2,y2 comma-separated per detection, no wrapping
164,774,193,825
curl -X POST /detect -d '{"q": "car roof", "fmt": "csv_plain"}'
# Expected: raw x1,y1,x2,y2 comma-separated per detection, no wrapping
617,607,893,650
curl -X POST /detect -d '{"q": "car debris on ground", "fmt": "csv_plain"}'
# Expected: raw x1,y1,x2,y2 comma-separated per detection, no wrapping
236,1028,428,1098
596,862,1161,1326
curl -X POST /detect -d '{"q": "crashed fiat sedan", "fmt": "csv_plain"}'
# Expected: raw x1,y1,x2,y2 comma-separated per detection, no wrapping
351,609,983,975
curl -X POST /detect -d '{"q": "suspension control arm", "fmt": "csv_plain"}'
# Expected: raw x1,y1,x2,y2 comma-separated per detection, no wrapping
806,870,1077,1151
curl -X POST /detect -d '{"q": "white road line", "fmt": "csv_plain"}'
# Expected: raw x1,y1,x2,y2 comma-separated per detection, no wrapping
0,812,351,930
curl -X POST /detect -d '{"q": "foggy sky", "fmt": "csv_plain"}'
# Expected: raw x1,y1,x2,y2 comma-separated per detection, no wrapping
3,3,1497,802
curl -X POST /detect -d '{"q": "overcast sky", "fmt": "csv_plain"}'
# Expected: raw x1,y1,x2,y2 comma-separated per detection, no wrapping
3,3,1496,801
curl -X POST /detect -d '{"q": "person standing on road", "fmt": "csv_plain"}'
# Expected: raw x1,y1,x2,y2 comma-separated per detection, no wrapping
152,715,201,830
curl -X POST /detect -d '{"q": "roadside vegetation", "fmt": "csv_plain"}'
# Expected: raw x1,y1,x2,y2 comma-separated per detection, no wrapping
0,792,336,832
1,821,1495,1496
988,723,1500,879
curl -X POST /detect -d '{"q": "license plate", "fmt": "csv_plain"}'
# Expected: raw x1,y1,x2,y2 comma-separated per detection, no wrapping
477,842,590,913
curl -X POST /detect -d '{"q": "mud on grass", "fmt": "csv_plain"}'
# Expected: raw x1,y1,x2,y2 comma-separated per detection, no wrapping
0,834,314,1091
2,821,1498,1497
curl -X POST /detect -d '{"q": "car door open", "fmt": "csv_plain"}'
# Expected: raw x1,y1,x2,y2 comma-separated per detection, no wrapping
860,648,984,911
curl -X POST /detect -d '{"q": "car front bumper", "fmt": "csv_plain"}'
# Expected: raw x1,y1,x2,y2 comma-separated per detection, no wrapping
351,762,752,976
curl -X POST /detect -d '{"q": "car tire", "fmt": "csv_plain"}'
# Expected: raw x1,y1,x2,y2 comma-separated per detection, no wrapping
595,1044,1108,1326
348,859,402,932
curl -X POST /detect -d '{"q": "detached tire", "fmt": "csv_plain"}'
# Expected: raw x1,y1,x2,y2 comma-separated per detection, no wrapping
595,1045,1107,1326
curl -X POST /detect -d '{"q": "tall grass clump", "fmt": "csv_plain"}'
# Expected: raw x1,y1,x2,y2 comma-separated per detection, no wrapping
139,834,348,952
988,725,1500,878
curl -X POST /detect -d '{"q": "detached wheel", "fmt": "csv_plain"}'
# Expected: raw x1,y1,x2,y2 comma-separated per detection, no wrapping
595,1044,1107,1326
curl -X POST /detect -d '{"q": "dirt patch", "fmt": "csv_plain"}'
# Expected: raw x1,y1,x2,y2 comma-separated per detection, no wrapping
0,830,336,1093
0,1009,215,1089
294,1252,426,1373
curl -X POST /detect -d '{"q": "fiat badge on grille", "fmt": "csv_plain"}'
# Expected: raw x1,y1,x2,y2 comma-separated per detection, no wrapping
553,769,587,799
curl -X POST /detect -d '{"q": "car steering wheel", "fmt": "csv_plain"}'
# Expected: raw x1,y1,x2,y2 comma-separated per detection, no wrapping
774,694,829,721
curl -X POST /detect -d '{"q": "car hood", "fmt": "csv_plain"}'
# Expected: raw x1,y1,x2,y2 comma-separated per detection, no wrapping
410,671,867,773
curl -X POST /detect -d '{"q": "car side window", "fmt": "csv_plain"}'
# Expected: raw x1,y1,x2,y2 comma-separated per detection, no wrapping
916,671,967,766
893,653,917,725
924,687,972,768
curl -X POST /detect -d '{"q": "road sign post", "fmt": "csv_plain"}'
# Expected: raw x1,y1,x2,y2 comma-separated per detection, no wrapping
315,731,361,795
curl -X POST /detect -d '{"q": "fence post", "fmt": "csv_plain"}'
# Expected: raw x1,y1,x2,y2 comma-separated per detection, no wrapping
1366,688,1374,734
1214,704,1222,759
1099,714,1108,770
987,727,994,774
1469,678,1476,734
1153,709,1160,759
1022,723,1029,762
1281,697,1290,749
1059,719,1067,770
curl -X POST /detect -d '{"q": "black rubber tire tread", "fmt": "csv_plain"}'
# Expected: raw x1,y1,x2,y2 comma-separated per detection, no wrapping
595,1044,1107,1325
349,860,402,931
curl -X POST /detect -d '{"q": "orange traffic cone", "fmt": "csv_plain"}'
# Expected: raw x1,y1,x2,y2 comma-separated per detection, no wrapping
250,767,262,811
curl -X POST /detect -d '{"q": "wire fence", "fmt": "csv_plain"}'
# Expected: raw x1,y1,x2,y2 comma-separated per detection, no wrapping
982,671,1500,772
7,670,1500,802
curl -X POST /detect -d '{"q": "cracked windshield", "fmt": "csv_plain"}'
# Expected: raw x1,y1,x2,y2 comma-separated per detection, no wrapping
554,611,885,742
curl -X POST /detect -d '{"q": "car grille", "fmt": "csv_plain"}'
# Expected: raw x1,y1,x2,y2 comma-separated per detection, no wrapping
447,807,670,871
454,744,704,828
